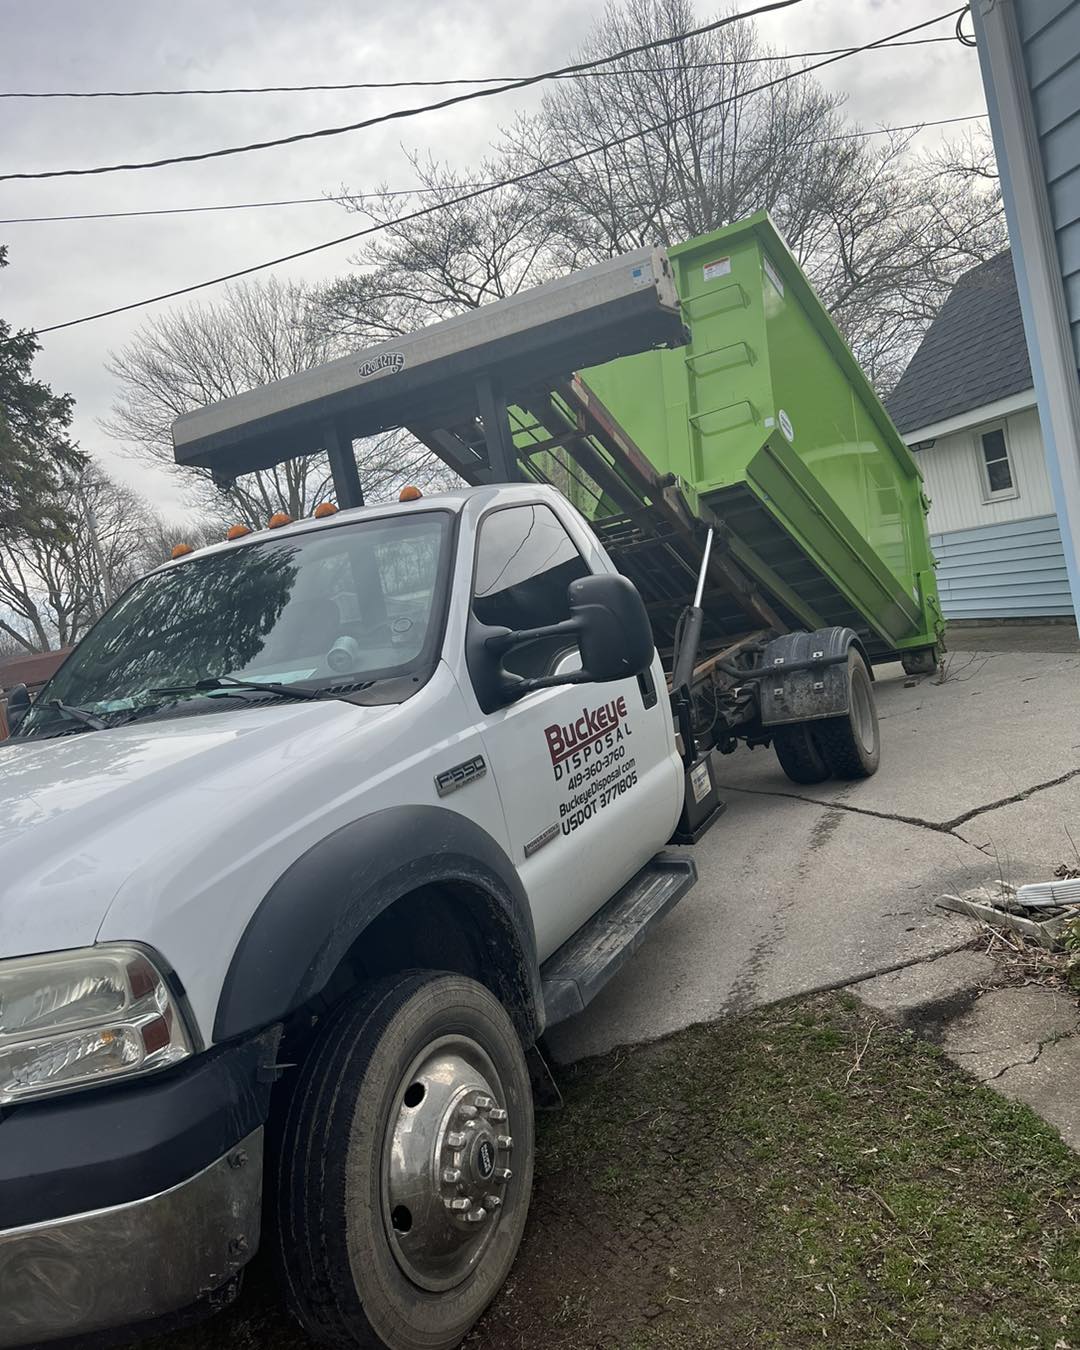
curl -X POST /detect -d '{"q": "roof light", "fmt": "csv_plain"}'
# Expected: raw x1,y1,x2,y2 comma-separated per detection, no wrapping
267,511,292,529
226,524,251,540
170,543,193,559
313,502,338,518
399,485,423,502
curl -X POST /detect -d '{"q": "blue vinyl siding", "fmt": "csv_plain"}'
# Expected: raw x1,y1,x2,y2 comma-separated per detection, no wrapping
931,514,1073,618
1019,0,1080,369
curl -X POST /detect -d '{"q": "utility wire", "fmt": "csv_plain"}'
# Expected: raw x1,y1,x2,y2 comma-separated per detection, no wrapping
33,9,971,335
0,36,956,98
0,115,989,226
0,0,807,183
955,5,978,46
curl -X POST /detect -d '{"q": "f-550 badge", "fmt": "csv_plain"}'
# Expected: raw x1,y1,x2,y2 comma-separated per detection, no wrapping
434,755,487,797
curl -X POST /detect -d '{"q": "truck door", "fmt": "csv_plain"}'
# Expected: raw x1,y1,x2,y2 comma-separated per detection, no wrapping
464,500,682,962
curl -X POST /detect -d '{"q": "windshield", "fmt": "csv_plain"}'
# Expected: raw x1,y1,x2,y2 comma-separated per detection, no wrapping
18,510,452,738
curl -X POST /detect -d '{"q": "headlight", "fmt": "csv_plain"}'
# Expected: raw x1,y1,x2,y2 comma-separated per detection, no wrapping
0,945,193,1105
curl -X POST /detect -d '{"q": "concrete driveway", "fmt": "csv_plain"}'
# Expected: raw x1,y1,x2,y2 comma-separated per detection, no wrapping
548,636,1080,1062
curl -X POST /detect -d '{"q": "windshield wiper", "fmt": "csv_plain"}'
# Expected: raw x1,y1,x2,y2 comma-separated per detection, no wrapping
149,675,325,701
49,699,107,730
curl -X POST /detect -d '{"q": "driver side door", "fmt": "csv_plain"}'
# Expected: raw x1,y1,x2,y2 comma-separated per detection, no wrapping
464,501,681,962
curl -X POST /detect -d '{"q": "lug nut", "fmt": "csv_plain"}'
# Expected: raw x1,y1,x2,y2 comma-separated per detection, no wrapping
445,1131,466,1149
465,1207,488,1223
494,1167,512,1182
457,1103,478,1119
496,1135,513,1150
442,1167,461,1184
487,1107,508,1122
485,1194,502,1209
445,1196,470,1211
474,1095,494,1110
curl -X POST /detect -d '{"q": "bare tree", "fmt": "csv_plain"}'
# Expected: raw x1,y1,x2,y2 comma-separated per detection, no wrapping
0,466,156,651
107,277,451,526
316,151,566,340
319,0,1006,397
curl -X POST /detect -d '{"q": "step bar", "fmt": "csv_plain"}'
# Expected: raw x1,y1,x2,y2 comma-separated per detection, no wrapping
540,852,697,1027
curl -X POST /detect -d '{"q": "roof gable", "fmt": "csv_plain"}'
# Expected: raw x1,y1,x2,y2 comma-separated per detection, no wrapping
885,251,1033,436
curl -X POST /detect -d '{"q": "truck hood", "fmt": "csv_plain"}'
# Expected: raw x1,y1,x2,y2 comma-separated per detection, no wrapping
0,700,392,958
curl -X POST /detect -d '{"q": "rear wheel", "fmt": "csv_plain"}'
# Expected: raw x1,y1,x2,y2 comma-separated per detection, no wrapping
275,971,534,1350
815,650,880,779
772,724,831,784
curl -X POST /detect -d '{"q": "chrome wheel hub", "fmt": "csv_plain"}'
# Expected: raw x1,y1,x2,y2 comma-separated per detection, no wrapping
383,1037,513,1292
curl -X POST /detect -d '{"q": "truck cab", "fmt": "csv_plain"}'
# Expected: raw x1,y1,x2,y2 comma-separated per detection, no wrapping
0,483,692,1350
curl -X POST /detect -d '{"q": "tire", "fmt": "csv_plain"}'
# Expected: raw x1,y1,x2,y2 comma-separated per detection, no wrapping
772,724,831,784
814,650,880,779
274,971,534,1350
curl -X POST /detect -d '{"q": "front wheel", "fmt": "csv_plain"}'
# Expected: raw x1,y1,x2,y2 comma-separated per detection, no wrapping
275,971,534,1350
814,649,880,779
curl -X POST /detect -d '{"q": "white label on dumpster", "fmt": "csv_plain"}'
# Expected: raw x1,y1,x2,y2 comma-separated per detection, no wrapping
703,256,732,282
778,409,794,443
763,254,785,298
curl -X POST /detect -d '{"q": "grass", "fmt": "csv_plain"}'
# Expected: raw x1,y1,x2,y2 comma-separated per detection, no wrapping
148,996,1080,1350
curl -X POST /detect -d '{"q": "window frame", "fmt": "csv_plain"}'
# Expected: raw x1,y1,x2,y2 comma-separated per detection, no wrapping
973,421,1020,504
469,499,593,620
468,498,594,686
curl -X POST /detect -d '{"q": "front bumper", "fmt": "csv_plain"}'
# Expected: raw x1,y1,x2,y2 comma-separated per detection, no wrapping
0,1028,278,1348
0,1129,263,1348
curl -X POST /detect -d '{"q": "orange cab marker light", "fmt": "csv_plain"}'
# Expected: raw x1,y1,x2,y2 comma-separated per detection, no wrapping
267,511,292,529
399,485,423,502
226,524,251,540
313,502,338,518
171,543,193,559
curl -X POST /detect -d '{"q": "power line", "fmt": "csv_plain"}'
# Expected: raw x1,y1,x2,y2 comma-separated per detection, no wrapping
0,36,956,98
0,116,989,226
33,8,971,335
0,0,806,183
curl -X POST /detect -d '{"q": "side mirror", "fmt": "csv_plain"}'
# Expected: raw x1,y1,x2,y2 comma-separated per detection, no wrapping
467,573,654,712
568,573,655,682
4,683,31,734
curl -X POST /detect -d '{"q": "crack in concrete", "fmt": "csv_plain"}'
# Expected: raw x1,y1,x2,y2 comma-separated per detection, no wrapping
983,1030,1069,1081
949,1026,1077,1080
716,765,1080,842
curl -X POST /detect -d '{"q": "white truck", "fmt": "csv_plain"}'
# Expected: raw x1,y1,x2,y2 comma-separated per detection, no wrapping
0,251,881,1350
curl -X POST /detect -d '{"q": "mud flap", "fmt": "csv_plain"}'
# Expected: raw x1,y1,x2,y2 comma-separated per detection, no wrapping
757,626,863,726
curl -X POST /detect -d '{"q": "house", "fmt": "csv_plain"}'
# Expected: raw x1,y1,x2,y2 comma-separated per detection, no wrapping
970,0,1080,627
0,647,71,739
885,250,1074,620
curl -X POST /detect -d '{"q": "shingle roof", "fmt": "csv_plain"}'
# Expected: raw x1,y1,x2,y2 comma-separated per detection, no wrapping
884,250,1033,436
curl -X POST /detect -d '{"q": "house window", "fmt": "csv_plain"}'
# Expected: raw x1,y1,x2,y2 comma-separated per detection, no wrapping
977,425,1018,501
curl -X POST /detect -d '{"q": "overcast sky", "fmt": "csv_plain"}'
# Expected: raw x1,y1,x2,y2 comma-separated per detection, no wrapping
1,0,988,519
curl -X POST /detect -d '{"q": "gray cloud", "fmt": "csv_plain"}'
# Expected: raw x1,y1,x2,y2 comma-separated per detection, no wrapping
1,0,986,517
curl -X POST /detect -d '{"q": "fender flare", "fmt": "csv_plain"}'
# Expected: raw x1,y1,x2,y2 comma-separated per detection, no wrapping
213,806,540,1044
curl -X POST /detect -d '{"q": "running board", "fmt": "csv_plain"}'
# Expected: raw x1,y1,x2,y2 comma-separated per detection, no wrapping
540,853,697,1026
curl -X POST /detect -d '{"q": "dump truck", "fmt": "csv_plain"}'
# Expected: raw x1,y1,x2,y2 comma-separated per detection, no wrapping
0,216,942,1350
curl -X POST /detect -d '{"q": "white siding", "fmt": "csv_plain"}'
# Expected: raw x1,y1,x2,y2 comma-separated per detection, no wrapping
915,405,1055,534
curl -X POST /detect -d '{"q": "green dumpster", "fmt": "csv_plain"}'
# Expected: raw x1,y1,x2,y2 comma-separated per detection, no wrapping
581,212,944,662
